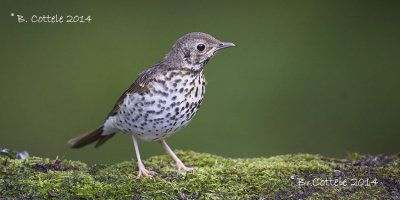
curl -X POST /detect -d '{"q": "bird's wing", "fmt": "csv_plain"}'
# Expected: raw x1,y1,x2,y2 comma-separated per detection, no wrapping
106,65,160,118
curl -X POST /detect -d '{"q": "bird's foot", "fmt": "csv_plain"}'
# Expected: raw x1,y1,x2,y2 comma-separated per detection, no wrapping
137,162,156,179
171,161,198,173
158,139,198,174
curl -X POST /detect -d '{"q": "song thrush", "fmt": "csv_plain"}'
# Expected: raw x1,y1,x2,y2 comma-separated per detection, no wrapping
68,32,235,178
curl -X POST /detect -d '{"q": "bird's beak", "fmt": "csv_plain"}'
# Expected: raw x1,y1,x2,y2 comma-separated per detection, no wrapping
206,42,235,55
217,42,235,50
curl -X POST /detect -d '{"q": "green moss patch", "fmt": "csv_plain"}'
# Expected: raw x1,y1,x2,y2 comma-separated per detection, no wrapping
1,149,399,199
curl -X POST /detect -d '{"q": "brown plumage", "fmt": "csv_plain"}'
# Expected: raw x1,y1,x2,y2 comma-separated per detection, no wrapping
68,32,235,178
68,126,115,148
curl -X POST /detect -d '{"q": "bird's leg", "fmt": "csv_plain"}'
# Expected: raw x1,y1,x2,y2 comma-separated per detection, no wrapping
159,139,198,173
132,135,156,178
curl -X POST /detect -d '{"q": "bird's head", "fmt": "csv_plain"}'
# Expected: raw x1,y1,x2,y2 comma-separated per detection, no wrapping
164,32,235,71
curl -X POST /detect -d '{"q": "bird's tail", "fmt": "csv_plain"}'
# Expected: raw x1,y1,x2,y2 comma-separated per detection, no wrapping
68,126,116,148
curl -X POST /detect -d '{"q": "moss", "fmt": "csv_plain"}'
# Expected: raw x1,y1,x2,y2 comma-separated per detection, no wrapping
1,150,399,199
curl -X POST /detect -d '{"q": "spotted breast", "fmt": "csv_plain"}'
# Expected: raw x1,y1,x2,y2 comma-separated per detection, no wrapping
103,69,206,141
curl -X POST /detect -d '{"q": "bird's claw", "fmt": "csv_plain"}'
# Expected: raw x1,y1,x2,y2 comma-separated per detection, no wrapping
170,162,198,173
137,162,156,179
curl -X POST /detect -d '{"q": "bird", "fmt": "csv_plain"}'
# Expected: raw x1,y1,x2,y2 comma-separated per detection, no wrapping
68,32,235,178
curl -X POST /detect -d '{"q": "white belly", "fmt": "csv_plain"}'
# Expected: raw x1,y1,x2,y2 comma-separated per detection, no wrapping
103,70,206,141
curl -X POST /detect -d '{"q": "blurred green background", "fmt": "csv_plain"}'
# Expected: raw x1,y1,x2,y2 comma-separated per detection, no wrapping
1,1,399,164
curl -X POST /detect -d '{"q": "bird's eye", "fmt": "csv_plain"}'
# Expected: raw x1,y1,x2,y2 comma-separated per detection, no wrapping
196,44,205,51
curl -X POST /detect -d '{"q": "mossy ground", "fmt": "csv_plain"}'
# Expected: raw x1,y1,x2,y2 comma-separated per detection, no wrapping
1,149,399,199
